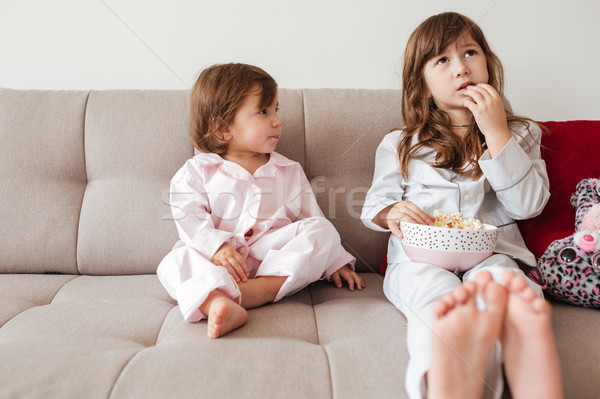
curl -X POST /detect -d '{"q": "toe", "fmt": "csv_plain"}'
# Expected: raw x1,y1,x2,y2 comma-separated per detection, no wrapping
453,285,470,304
434,299,449,318
462,281,477,296
520,285,539,302
531,297,551,315
484,282,508,315
474,270,493,287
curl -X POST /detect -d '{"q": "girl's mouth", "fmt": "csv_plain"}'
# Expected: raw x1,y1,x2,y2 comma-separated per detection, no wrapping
458,82,475,91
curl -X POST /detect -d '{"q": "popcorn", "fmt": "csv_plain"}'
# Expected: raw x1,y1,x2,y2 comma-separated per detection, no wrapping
432,210,483,230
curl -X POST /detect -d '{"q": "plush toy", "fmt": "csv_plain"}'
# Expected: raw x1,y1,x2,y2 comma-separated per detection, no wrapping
530,178,600,307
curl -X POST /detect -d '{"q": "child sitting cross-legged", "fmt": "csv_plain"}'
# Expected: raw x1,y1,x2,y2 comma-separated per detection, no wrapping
158,63,364,338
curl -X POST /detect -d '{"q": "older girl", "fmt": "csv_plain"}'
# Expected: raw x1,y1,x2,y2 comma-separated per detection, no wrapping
362,12,561,399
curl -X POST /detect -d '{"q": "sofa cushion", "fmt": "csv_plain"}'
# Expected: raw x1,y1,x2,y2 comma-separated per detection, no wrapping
303,89,403,273
0,89,88,274
77,90,191,275
0,273,408,398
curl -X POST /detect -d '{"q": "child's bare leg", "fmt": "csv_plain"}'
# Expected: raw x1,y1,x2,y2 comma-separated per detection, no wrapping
501,272,563,399
428,271,507,399
238,276,287,309
199,290,248,339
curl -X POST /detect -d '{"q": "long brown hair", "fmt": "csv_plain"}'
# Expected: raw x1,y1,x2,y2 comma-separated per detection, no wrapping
398,12,536,179
190,63,277,154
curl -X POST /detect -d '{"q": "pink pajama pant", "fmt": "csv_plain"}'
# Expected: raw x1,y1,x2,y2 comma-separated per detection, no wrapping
157,216,354,322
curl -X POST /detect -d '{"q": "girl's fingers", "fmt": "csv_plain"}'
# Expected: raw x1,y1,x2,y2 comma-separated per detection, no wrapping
229,259,248,282
463,87,486,105
233,253,249,276
332,272,342,288
223,264,240,282
410,211,434,226
354,275,365,290
403,209,433,226
464,99,477,113
221,258,244,282
340,270,355,291
389,220,404,238
473,83,498,97
403,203,435,225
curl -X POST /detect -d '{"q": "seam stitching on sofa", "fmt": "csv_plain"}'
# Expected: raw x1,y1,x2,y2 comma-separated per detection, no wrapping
105,346,149,399
75,90,92,275
106,294,174,398
48,275,80,304
0,274,75,326
301,89,307,169
308,284,334,399
154,305,178,344
308,284,320,346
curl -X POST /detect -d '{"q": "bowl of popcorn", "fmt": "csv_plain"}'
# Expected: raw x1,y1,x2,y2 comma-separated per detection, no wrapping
400,210,498,272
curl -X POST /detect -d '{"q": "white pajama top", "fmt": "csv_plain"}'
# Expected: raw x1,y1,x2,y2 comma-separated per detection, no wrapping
361,122,550,267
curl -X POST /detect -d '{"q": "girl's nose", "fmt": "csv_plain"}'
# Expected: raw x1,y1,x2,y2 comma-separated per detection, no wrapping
455,59,470,77
273,115,282,128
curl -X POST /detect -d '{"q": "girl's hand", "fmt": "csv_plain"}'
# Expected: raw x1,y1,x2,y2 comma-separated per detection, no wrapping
331,265,365,291
463,84,511,156
211,243,249,282
385,201,435,239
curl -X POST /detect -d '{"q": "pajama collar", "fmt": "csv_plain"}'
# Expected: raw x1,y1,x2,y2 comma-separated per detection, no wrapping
193,151,297,180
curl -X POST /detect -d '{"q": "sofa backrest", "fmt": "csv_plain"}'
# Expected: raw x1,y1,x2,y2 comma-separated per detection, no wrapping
0,88,403,275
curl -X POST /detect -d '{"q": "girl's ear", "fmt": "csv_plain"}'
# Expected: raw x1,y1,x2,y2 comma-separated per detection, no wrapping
211,117,232,141
221,130,233,142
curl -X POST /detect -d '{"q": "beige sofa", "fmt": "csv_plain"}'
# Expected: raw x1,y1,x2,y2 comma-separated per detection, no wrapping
0,88,598,399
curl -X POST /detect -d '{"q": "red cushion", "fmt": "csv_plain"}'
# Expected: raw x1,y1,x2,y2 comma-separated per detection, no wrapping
379,120,600,275
518,121,600,258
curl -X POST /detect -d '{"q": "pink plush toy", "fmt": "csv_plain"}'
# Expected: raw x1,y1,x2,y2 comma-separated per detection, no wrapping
531,178,600,307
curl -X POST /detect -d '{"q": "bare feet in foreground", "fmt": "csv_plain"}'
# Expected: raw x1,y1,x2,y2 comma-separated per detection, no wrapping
201,290,248,339
428,271,507,399
501,272,563,399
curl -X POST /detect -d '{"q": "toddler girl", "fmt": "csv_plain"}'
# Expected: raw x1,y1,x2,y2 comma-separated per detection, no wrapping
159,63,364,339
361,12,561,399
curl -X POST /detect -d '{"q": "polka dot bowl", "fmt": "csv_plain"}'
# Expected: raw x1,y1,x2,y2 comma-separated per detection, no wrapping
400,221,499,272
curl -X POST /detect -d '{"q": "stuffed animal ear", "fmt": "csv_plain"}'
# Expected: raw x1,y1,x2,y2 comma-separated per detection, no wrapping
571,178,600,231
526,267,543,286
580,204,600,232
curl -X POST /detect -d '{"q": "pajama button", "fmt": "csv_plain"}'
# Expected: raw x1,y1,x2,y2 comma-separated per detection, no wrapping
464,194,471,200
239,247,247,254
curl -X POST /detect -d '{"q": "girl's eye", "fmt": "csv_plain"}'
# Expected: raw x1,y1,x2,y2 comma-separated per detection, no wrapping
436,57,448,65
275,107,280,113
465,49,476,57
259,109,268,115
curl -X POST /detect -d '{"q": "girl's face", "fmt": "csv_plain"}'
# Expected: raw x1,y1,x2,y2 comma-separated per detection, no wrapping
423,33,489,120
224,86,282,156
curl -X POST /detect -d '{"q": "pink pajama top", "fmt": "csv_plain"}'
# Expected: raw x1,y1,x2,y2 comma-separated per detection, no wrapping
169,152,354,268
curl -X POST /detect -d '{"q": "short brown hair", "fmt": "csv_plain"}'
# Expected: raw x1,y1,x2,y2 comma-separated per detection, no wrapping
190,63,278,153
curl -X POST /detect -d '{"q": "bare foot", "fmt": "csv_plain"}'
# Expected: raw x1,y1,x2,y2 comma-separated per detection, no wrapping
501,272,563,399
201,291,248,339
428,272,507,399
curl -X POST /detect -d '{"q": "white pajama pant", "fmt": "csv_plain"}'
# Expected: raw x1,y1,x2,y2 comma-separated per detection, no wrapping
383,254,543,399
157,217,353,322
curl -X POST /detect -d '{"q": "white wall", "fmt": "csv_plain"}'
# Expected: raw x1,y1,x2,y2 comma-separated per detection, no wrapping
1,0,598,121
